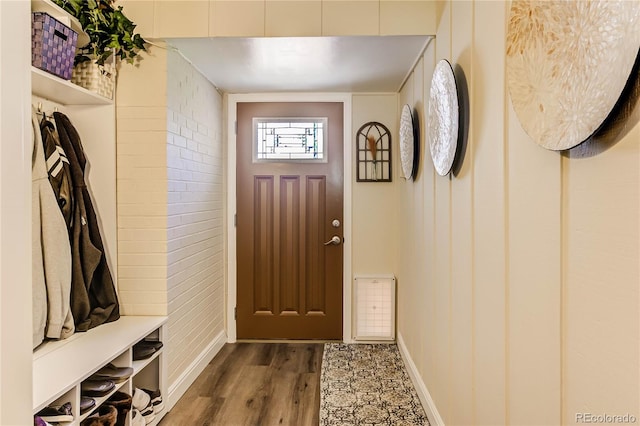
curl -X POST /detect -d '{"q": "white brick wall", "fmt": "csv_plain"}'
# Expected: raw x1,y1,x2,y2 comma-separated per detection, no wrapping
117,50,169,316
116,46,225,390
166,50,224,387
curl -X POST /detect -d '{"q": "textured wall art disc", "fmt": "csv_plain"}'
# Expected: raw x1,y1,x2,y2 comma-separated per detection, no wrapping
428,59,459,176
399,104,415,179
506,0,640,151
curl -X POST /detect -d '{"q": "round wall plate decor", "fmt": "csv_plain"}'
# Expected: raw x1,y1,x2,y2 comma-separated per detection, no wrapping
506,1,640,151
428,59,459,176
399,104,415,179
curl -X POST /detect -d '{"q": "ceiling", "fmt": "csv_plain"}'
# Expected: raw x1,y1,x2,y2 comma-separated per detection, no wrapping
169,35,432,93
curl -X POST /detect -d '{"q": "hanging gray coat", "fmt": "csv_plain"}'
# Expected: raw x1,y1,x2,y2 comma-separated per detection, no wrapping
53,112,120,331
41,116,73,229
31,108,74,347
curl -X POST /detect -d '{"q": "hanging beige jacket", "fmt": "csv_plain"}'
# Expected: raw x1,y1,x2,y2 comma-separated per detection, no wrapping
32,108,74,348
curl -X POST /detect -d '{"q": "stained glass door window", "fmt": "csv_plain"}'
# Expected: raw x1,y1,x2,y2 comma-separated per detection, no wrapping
253,117,327,162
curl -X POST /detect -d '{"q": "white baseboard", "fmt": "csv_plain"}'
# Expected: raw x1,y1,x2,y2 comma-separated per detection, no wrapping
166,330,226,411
397,333,445,426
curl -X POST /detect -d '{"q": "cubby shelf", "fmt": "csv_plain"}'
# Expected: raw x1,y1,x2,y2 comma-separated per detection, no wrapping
30,3,167,425
33,316,167,413
31,67,112,106
33,316,167,426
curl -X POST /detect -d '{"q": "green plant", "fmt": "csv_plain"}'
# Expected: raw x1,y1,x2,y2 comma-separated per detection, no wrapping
53,0,146,66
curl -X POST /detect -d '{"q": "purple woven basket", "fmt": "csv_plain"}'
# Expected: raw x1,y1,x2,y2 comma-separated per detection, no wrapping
32,12,78,80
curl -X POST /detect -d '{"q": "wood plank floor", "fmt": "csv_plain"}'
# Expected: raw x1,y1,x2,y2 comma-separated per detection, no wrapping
159,343,324,426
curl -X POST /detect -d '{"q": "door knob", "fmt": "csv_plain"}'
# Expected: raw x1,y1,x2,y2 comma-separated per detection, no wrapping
324,236,341,246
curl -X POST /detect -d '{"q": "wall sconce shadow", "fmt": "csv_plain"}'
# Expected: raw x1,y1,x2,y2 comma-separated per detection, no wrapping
412,106,421,181
452,63,470,177
565,52,640,159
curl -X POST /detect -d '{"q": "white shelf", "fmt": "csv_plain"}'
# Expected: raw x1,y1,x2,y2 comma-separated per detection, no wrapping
31,0,90,48
33,316,167,413
31,67,112,105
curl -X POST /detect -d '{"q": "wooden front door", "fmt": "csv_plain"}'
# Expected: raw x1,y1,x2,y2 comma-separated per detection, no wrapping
236,102,344,339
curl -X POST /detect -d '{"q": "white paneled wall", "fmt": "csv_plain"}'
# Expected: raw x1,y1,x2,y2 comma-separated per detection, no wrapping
120,0,436,38
0,1,33,424
165,50,224,387
351,94,398,277
448,2,473,424
396,1,639,425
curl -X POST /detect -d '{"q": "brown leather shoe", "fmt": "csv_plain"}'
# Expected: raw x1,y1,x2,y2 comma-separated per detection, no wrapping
80,396,96,414
90,363,134,383
80,404,117,426
107,391,132,426
81,379,115,396
132,340,163,361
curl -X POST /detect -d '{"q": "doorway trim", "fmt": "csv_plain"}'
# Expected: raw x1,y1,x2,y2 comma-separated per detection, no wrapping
226,93,353,343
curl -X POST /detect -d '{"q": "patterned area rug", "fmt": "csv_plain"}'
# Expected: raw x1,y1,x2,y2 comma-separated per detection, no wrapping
320,343,429,425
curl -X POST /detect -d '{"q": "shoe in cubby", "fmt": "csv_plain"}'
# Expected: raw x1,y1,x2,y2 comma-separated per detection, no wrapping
90,363,134,383
81,379,115,397
141,388,164,414
106,391,132,426
35,401,73,423
132,340,163,361
132,388,155,424
80,404,117,426
33,416,53,426
80,396,96,414
130,409,145,426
